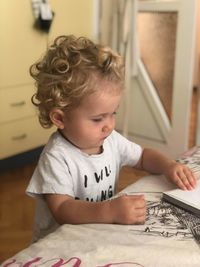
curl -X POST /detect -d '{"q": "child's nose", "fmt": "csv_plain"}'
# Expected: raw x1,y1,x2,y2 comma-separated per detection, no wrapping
102,125,110,133
102,118,115,133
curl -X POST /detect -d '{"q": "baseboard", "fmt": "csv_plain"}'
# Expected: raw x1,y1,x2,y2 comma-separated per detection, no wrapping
0,146,44,172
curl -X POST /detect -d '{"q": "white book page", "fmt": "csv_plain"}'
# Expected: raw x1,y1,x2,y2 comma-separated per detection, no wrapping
164,180,200,210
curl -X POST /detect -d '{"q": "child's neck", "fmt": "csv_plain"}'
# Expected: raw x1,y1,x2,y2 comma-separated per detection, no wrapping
58,129,103,155
81,146,103,156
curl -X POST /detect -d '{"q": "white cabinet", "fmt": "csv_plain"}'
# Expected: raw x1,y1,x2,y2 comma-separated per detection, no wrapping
0,116,52,159
0,0,93,160
0,85,36,124
0,85,54,159
0,0,52,159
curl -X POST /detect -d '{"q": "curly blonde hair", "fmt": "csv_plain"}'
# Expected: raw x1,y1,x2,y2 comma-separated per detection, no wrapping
30,35,124,128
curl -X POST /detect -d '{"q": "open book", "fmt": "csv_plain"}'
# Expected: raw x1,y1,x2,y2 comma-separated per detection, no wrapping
162,147,200,217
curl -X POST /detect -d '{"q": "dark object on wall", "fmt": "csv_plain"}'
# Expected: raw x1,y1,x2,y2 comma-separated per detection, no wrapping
36,10,55,32
32,1,54,33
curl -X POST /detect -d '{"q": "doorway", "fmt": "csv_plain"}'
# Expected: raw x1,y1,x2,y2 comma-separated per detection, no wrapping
96,0,198,158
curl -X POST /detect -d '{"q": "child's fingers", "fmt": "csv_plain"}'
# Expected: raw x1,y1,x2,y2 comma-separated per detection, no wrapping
183,168,196,187
131,203,146,224
169,163,196,188
173,172,187,190
176,178,187,190
130,195,146,223
114,194,146,224
134,213,146,224
174,169,195,190
127,194,146,208
178,167,196,189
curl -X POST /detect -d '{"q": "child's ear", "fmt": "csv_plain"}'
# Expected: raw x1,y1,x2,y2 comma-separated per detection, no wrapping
49,108,65,129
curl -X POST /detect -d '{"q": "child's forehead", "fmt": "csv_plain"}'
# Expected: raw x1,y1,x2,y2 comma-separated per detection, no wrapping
92,78,122,93
79,88,122,112
88,85,121,101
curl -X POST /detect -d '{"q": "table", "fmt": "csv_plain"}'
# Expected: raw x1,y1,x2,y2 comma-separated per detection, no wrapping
2,174,200,267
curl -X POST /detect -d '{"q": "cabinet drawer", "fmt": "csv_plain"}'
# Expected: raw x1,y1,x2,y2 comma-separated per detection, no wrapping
0,116,54,159
0,85,36,123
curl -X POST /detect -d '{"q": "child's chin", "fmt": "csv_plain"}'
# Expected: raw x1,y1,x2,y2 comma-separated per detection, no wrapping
98,139,105,145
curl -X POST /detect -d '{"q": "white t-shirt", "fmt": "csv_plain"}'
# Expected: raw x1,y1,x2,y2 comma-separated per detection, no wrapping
26,130,142,241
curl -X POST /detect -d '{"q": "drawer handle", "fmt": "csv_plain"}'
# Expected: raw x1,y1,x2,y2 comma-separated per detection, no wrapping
11,134,27,140
10,101,26,107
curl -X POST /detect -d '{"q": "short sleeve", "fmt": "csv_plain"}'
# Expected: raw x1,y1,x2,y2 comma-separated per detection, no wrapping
26,151,74,198
110,130,143,167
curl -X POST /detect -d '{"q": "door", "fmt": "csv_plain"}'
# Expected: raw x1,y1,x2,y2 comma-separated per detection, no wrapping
97,0,197,158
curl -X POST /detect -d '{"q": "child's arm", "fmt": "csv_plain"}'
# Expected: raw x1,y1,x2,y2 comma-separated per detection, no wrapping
45,193,146,225
135,148,196,190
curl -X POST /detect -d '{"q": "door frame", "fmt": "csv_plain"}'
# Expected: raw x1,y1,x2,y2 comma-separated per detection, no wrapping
94,0,197,158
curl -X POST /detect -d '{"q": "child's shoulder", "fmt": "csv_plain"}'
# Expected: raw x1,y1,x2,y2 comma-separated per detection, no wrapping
42,131,72,156
108,129,121,140
44,131,64,148
107,130,128,143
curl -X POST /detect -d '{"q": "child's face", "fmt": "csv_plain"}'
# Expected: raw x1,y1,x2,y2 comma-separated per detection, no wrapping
61,83,122,154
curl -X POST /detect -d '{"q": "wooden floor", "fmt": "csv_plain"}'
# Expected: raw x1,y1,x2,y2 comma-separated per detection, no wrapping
0,164,36,262
0,89,198,263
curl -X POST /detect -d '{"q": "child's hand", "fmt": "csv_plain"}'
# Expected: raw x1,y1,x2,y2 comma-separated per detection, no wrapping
109,194,146,224
165,161,196,190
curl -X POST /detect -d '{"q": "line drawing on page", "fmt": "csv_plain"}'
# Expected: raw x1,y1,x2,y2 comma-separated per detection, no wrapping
129,197,200,244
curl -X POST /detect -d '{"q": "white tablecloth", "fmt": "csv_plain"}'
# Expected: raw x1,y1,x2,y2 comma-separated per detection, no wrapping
2,175,200,267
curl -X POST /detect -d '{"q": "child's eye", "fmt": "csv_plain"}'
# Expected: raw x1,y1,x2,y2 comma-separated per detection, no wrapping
92,118,103,122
